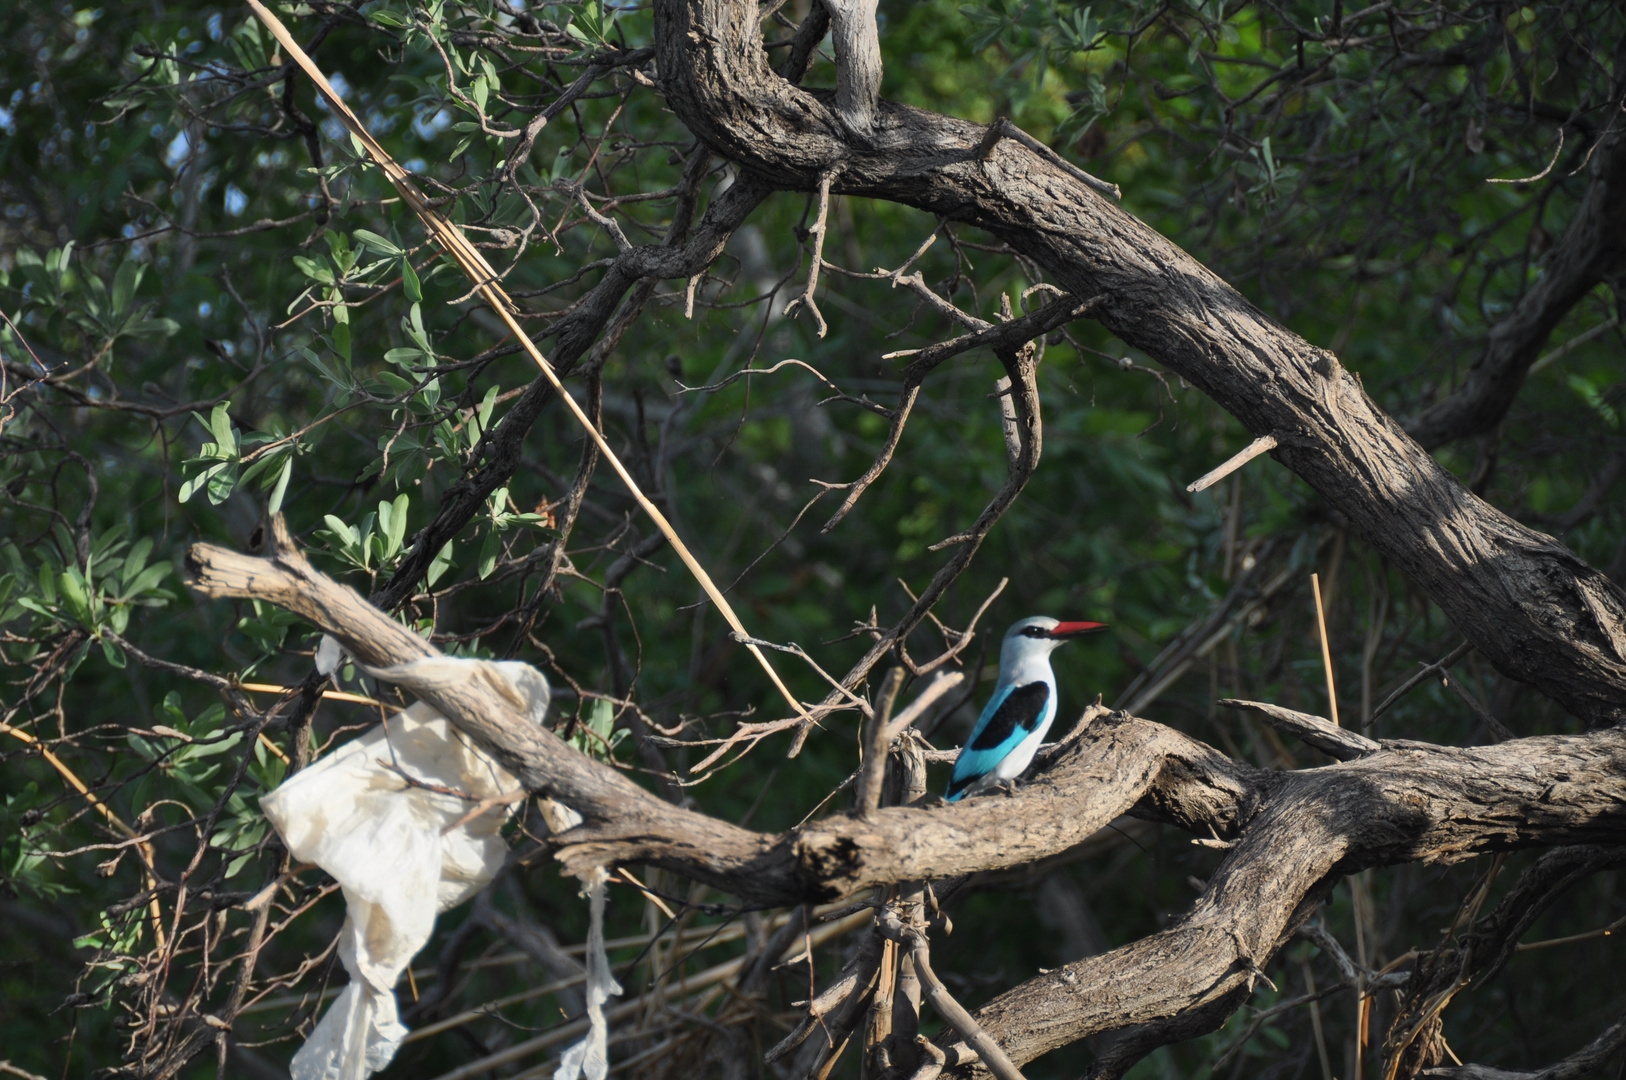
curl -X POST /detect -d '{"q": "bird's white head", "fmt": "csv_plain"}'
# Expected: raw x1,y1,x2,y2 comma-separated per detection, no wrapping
1000,615,1108,668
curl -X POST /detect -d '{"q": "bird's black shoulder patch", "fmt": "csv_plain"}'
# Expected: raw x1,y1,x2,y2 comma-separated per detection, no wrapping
968,682,1051,751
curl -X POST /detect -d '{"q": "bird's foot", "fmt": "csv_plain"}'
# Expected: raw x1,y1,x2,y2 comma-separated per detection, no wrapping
995,778,1023,798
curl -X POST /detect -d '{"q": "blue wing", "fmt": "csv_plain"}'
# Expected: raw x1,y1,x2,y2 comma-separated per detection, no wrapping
945,681,1052,801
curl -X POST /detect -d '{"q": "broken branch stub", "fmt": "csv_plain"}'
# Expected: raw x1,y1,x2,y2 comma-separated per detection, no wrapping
1218,699,1380,761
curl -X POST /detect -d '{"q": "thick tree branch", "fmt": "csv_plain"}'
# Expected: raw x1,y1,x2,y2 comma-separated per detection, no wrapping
939,738,1626,1077
186,529,1626,1074
823,0,881,136
650,0,1626,726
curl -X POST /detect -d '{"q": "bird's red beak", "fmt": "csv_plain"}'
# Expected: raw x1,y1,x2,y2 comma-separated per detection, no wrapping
1049,621,1108,639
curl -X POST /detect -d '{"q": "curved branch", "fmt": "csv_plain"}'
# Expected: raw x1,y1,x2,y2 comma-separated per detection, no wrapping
935,735,1626,1077
1423,1009,1626,1080
649,0,1626,725
1405,45,1626,449
186,526,1626,1074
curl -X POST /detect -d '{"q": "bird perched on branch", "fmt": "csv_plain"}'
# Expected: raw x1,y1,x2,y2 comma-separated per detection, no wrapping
944,615,1107,801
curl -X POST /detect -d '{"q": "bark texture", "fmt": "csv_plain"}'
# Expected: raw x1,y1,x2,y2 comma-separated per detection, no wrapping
650,0,1626,726
185,523,1626,1076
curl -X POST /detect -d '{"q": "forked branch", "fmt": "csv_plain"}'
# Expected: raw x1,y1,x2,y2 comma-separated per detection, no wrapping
649,0,1626,727
187,523,1626,1076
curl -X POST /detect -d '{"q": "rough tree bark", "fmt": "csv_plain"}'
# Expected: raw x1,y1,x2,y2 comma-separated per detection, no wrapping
649,0,1626,726
176,7,1626,1077
186,520,1626,1077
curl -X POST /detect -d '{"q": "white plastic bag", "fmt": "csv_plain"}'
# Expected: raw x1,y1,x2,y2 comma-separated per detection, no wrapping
262,658,547,1080
553,865,623,1080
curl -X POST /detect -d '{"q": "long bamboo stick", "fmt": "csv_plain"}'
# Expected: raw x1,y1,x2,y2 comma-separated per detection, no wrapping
1312,572,1340,727
241,0,807,721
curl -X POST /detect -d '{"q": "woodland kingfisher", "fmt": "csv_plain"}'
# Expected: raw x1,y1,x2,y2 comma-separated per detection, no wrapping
944,615,1107,801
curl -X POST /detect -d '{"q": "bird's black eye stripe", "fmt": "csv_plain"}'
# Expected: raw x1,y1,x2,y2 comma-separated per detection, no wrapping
1021,625,1050,638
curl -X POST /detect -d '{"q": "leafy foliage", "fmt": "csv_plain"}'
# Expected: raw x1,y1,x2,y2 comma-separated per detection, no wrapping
1,1,1622,1077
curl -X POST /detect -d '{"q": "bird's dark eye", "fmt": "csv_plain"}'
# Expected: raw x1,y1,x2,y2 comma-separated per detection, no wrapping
1021,626,1049,638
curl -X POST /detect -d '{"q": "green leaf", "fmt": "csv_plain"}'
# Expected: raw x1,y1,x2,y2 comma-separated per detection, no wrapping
374,370,415,396
205,402,237,456
118,563,172,601
89,525,130,565
401,258,422,304
414,377,441,412
332,321,352,363
427,538,454,587
570,698,620,760
384,347,426,369
291,255,335,285
404,302,432,353
110,260,143,319
205,464,239,506
478,528,499,579
1567,374,1620,429
323,514,358,548
355,512,376,569
267,456,293,514
81,270,111,323
380,493,410,560
179,463,230,504
474,384,499,440
324,230,358,275
588,697,614,741
58,570,91,626
16,595,53,618
549,146,573,182
126,315,180,338
352,229,404,257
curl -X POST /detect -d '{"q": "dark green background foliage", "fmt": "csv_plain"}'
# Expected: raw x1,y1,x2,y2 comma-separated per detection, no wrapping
1,1,1622,1077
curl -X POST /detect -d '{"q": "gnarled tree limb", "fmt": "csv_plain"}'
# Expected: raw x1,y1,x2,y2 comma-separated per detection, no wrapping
188,522,1626,1077
649,0,1626,725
